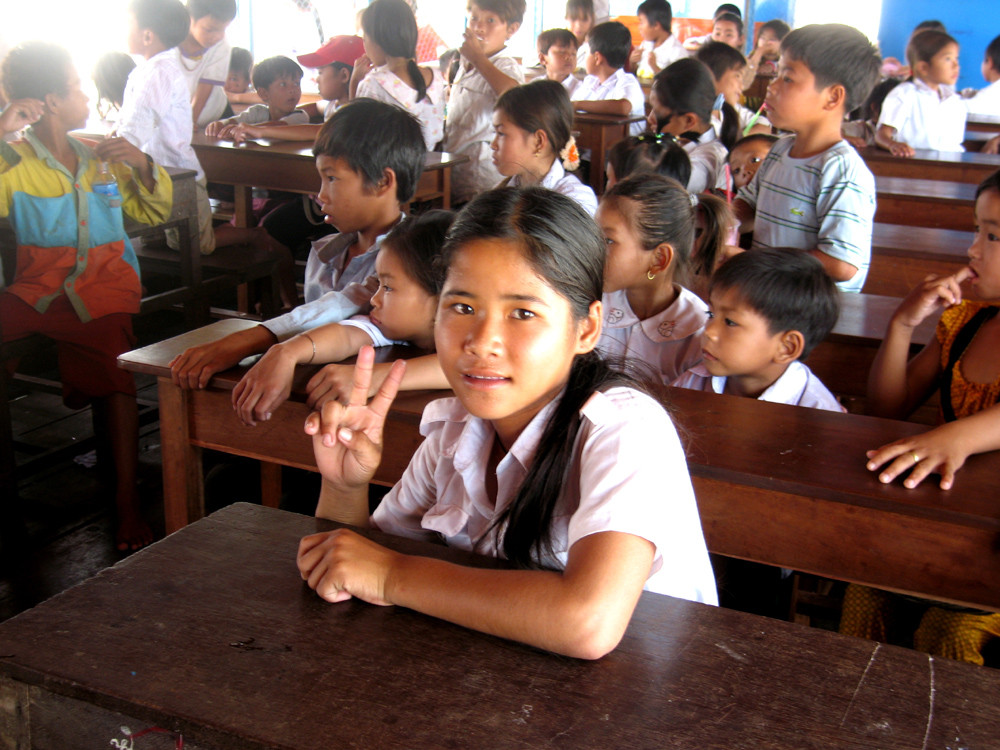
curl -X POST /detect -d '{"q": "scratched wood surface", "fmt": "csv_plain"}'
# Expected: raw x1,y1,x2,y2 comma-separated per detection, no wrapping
0,503,998,749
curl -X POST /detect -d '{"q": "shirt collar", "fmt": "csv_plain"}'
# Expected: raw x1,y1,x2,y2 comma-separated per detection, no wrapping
603,287,708,341
315,211,405,264
24,126,92,182
537,159,566,190
703,360,805,401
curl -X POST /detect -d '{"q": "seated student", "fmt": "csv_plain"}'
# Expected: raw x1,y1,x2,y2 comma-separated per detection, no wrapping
297,187,718,659
673,248,842,410
726,133,777,191
696,41,772,137
876,29,965,156
0,42,172,551
842,78,900,150
566,0,596,72
223,46,260,106
630,0,688,80
573,21,646,136
91,52,136,124
734,24,881,294
536,28,580,97
205,56,309,137
709,12,744,50
605,132,691,190
743,19,789,86
177,0,237,128
231,211,453,426
169,98,425,391
683,3,741,52
964,34,1000,118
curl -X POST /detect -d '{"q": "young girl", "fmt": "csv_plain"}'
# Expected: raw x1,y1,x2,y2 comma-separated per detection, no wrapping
296,187,718,659
596,174,730,383
351,0,445,151
648,58,737,194
231,211,453,427
491,79,596,215
875,29,966,156
743,19,788,86
841,171,1000,665
604,133,691,191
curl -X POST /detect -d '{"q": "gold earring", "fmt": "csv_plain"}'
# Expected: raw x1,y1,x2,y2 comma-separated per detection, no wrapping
647,269,656,280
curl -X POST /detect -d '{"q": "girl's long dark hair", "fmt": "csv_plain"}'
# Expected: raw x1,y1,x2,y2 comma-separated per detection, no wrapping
382,210,455,296
652,58,739,150
440,187,652,568
362,0,427,102
495,78,573,154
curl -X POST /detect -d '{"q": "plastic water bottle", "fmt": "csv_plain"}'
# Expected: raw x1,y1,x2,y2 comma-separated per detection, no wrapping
92,160,122,208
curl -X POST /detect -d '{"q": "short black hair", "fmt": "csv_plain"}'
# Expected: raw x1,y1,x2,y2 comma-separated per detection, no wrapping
710,248,840,359
715,3,740,18
471,0,526,25
251,55,303,91
697,40,746,80
987,34,1000,72
496,78,574,153
913,20,946,34
382,210,455,296
730,133,778,153
607,134,691,187
636,0,672,32
714,12,743,37
975,169,1000,200
537,28,577,56
92,52,136,110
564,0,594,21
229,47,252,77
2,41,73,102
587,21,632,70
780,24,882,114
759,19,790,40
130,0,191,49
313,98,426,203
187,0,237,22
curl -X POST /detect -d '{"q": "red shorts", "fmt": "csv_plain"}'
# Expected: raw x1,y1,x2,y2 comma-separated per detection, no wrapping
1,292,136,408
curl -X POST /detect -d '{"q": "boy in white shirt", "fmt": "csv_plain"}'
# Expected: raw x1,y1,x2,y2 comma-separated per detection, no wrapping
205,56,309,137
630,0,687,79
565,0,596,72
176,0,237,128
573,22,646,136
965,34,1000,117
536,28,580,97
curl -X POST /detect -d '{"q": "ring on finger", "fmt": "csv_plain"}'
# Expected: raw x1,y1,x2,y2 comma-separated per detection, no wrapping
911,452,920,464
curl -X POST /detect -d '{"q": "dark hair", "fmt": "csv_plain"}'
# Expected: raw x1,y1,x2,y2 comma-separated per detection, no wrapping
471,0,526,25
692,193,735,278
780,24,882,113
607,134,691,187
697,40,746,80
587,21,633,70
975,169,1000,200
537,28,577,56
715,3,741,18
382,210,455,296
92,52,136,113
710,248,840,359
130,0,191,49
731,132,778,152
442,187,643,567
495,79,573,153
913,20,946,33
714,13,743,37
856,77,899,122
636,0,672,33
187,0,236,21
2,42,73,102
906,29,958,71
759,19,790,41
564,0,594,21
251,56,303,91
313,98,426,203
229,46,252,77
651,58,739,149
987,34,1000,72
362,0,427,103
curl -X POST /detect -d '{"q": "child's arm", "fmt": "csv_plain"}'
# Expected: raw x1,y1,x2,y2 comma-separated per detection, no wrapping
191,82,216,126
349,54,374,99
93,136,158,194
874,124,915,157
731,197,755,234
231,122,322,144
0,99,43,136
806,250,862,284
205,117,238,137
305,353,449,410
460,32,520,96
169,325,279,389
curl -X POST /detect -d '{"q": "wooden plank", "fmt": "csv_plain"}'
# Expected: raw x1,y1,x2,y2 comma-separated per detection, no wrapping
874,175,975,231
861,144,1000,184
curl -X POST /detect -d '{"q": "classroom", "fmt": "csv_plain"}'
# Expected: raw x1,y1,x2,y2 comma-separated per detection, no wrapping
2,0,1000,745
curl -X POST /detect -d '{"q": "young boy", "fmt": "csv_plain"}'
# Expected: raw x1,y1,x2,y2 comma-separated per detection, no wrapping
536,29,580,96
673,248,842,411
733,24,881,294
169,98,425,407
298,36,366,122
710,12,743,50
0,42,172,551
566,0,595,71
573,21,646,135
630,0,687,79
118,0,216,256
696,41,771,136
683,3,741,51
206,56,309,137
177,0,238,127
224,46,259,105
965,34,1000,117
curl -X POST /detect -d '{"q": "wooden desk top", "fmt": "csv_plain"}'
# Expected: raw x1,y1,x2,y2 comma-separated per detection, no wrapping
861,145,1000,184
875,174,976,204
572,111,648,126
1,502,997,749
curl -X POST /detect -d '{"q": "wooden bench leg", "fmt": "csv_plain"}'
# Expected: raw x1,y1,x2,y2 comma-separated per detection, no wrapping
261,461,282,509
157,378,204,534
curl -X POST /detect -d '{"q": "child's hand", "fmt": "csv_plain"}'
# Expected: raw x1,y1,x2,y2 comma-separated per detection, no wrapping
460,28,488,66
628,47,642,67
349,53,373,92
216,122,239,140
844,135,868,150
983,135,1000,155
0,99,44,134
93,137,148,171
305,362,385,409
231,123,262,144
888,139,915,157
231,343,298,426
297,528,400,605
205,119,227,136
892,268,971,329
866,421,969,490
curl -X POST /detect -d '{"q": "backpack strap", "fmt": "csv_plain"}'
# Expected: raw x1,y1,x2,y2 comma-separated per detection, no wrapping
939,306,999,422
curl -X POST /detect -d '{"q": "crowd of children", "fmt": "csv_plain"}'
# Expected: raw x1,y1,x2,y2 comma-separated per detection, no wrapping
4,0,1000,667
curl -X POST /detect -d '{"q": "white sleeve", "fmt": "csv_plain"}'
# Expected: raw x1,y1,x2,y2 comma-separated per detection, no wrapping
338,316,406,347
261,286,375,340
876,85,912,132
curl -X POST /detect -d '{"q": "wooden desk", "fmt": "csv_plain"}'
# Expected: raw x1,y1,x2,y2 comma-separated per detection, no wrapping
966,114,1000,133
573,112,647,195
2,502,998,749
865,223,971,298
861,145,1000,184
874,175,975,231
120,320,1000,610
191,134,469,225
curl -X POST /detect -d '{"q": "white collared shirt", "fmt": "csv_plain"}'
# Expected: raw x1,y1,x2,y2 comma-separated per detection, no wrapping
636,35,689,79
573,68,646,135
683,127,728,194
372,387,718,604
598,286,707,384
877,78,967,152
511,159,597,215
966,79,1000,118
672,360,845,412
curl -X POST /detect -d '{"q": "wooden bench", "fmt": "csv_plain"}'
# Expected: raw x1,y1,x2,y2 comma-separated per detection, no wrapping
864,223,971,298
874,175,975,231
572,112,648,194
966,114,1000,133
861,144,1000,184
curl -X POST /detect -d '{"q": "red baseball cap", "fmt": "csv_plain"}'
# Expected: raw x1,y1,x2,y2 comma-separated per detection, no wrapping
297,35,365,68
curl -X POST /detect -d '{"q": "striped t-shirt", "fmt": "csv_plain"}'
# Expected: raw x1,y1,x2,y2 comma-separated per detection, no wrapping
737,135,875,293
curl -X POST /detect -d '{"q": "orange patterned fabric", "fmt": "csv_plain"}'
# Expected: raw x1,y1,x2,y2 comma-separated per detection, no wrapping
936,300,1000,419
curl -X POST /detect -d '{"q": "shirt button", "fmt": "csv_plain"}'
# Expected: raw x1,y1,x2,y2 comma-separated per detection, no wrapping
65,282,71,288
80,220,87,226
78,255,85,262
74,183,80,189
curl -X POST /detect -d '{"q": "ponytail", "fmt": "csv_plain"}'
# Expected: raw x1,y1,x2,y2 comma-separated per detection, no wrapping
691,192,735,277
406,57,428,102
362,0,426,102
717,101,739,150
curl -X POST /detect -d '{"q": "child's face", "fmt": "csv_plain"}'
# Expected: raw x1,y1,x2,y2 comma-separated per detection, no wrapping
491,111,538,177
728,141,770,189
540,43,577,80
567,13,594,45
764,56,831,132
259,75,302,117
756,28,781,57
647,89,689,138
467,4,518,57
316,155,380,233
52,65,91,130
711,20,742,48
921,42,960,88
597,198,660,293
702,287,786,381
637,13,662,42
126,12,147,56
189,14,231,50
370,245,438,349
225,70,250,94
968,188,1000,300
435,238,598,447
717,64,746,106
317,65,350,101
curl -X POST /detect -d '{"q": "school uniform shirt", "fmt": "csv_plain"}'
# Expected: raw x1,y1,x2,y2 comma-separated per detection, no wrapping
559,73,581,98
443,49,525,203
672,361,846,412
877,79,967,153
597,286,707,384
0,128,172,320
338,315,405,347
118,50,204,180
737,135,875,294
575,41,591,73
684,128,728,194
509,159,597,215
357,66,446,150
233,104,310,126
262,216,403,340
573,68,646,136
635,35,689,78
372,387,719,605
176,39,232,128
965,79,1000,117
